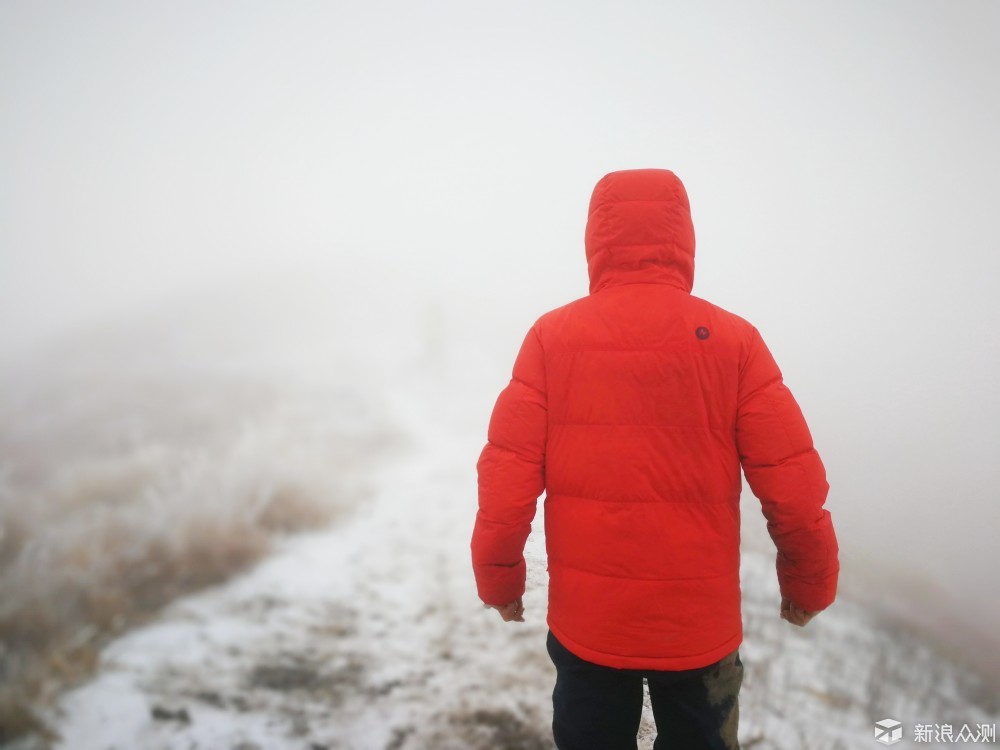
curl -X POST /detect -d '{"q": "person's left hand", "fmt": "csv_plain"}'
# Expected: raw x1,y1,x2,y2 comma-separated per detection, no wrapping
487,598,524,622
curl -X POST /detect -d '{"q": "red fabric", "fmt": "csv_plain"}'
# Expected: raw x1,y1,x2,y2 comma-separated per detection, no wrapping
472,169,839,670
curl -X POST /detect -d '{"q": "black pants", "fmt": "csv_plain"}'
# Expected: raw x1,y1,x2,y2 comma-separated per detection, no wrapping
546,630,742,750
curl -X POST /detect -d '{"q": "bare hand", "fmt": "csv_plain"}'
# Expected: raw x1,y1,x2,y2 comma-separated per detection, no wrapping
780,596,819,627
487,598,525,622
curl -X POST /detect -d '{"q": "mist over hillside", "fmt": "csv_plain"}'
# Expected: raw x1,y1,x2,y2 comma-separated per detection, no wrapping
0,270,994,749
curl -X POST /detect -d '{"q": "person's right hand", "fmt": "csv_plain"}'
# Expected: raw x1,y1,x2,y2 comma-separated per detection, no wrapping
486,598,525,623
780,596,819,627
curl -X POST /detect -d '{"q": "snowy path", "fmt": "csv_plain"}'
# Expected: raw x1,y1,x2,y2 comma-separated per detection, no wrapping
46,371,555,750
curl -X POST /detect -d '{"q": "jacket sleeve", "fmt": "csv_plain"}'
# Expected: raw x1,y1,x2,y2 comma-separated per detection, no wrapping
471,324,547,606
736,326,839,612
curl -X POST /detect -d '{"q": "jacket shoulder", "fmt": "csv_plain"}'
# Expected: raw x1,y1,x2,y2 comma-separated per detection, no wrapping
530,294,592,337
688,293,755,331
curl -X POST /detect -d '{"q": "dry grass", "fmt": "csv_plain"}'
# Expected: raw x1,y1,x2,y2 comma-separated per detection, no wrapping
0,374,395,745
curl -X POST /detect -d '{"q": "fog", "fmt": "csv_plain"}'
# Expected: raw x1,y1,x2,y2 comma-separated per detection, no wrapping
3,0,999,683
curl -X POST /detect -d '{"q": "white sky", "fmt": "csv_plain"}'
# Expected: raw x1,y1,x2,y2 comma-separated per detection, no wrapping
2,1,999,634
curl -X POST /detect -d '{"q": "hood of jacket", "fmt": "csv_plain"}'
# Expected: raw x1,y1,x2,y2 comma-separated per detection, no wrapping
584,168,696,295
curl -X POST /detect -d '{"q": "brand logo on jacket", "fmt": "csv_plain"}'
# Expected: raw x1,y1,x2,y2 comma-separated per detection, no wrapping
695,326,710,340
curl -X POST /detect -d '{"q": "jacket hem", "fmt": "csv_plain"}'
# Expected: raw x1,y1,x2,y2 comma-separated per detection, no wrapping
547,620,743,671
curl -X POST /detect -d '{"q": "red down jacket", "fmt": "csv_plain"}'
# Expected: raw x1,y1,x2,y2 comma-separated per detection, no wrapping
472,168,839,670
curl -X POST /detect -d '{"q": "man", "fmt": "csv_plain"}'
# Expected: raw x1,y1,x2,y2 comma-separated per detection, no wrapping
471,168,839,750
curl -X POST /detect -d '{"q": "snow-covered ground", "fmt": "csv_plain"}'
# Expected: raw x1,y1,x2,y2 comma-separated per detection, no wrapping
3,272,997,750
39,368,999,750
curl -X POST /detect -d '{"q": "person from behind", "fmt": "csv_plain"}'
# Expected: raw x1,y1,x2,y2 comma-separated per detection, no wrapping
472,168,839,750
